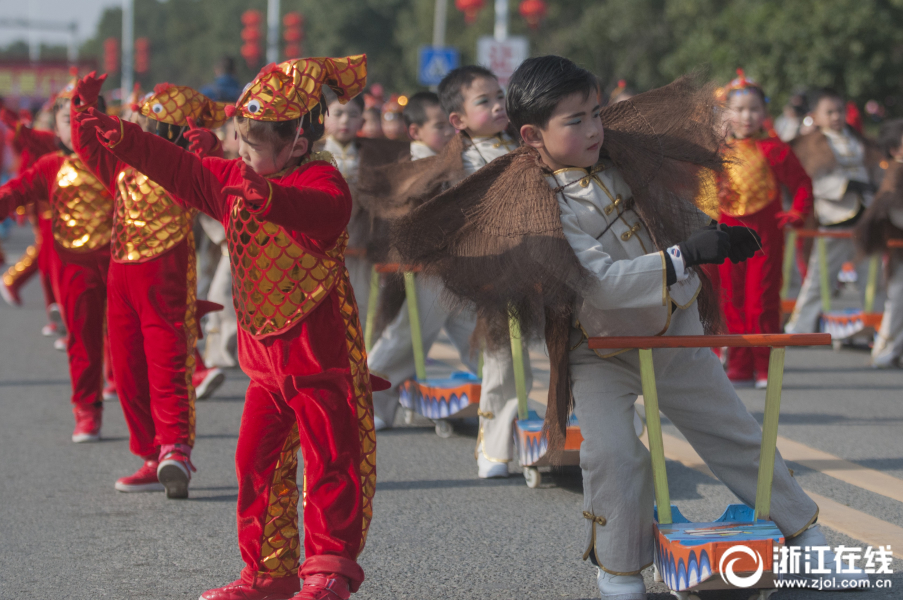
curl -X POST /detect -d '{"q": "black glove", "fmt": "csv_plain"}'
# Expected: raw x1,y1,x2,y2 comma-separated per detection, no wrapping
722,224,762,264
678,226,730,267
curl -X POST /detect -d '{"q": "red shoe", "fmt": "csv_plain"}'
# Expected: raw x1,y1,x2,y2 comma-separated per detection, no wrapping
0,279,21,307
193,365,225,400
41,322,58,337
199,577,301,600
102,382,118,402
292,575,351,600
72,403,102,443
157,443,196,499
115,459,164,493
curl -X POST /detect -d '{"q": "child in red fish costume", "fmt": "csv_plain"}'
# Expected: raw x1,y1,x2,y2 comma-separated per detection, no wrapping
0,87,114,442
70,75,228,499
75,55,382,600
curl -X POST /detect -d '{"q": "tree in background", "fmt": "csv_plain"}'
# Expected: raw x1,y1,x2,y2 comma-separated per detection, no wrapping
69,0,903,116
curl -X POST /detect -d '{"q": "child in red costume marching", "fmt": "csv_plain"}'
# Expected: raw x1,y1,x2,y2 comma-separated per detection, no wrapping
0,105,65,339
717,71,813,387
0,88,114,442
76,56,382,600
70,75,228,499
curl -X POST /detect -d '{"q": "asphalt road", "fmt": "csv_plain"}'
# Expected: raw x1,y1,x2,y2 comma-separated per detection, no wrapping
1,224,902,600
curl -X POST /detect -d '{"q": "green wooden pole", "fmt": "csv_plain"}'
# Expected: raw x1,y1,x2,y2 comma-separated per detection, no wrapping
404,272,427,381
638,348,671,525
754,347,786,521
477,349,484,380
508,314,529,421
781,230,797,301
865,255,879,313
818,238,831,313
363,266,380,352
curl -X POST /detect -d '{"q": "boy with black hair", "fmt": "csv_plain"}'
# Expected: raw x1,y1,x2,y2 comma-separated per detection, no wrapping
393,55,866,597
440,65,531,478
403,91,454,158
786,87,885,334
855,118,903,367
365,91,473,433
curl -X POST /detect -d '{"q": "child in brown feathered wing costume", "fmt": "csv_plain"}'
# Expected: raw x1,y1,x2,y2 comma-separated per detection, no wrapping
392,56,866,597
855,119,903,368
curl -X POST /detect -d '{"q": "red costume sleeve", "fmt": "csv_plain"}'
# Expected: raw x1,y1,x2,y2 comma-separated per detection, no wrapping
760,137,814,218
15,126,57,159
0,153,61,219
94,116,236,222
251,162,352,242
70,102,126,192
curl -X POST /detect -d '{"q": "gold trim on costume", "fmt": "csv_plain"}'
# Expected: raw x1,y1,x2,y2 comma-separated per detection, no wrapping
256,423,301,578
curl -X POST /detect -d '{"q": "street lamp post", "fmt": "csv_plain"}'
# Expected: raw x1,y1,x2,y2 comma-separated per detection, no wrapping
267,0,280,64
494,0,508,42
122,0,134,101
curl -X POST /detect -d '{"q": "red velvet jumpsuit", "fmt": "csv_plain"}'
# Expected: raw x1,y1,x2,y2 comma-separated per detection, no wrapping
71,108,198,461
102,117,377,592
0,152,114,412
717,132,813,379
2,126,61,310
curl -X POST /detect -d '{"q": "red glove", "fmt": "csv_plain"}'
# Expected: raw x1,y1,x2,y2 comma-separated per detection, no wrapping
776,210,805,229
221,162,272,212
76,107,122,146
185,117,222,158
0,108,19,130
72,71,107,111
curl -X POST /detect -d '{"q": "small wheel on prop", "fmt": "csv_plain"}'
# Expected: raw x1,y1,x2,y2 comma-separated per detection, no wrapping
524,467,541,488
434,419,453,438
403,408,415,425
832,339,843,351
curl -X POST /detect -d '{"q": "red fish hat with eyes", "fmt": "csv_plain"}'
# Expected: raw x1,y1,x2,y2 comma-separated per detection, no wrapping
137,84,229,129
225,55,367,122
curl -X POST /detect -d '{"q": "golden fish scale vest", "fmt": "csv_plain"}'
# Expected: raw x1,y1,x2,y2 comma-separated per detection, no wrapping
52,155,114,252
721,139,778,217
112,167,193,262
227,197,348,339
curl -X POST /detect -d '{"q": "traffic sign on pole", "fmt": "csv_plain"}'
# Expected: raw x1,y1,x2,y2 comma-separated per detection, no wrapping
418,46,460,87
477,35,528,86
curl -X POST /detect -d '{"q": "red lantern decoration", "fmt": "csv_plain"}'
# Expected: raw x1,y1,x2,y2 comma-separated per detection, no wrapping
283,12,304,59
103,38,119,74
519,0,547,29
240,10,263,68
134,37,150,74
455,0,486,24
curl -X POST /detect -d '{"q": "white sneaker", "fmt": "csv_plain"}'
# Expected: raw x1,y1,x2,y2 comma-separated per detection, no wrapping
0,280,19,307
54,337,67,352
48,303,65,335
871,351,898,369
194,367,225,400
755,378,769,389
596,568,646,600
373,415,389,431
41,323,58,337
477,447,508,478
785,524,870,589
633,406,645,438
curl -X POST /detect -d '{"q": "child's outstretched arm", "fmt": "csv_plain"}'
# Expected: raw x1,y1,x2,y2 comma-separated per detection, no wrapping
0,156,55,221
1,109,57,157
69,72,126,192
768,143,815,229
74,107,235,222
221,162,351,241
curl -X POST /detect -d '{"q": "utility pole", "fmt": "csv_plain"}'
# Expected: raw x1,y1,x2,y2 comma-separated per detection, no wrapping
432,0,448,48
494,0,509,42
121,0,134,100
267,0,280,64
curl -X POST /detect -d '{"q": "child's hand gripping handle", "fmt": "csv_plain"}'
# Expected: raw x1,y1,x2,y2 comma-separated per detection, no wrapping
221,162,272,213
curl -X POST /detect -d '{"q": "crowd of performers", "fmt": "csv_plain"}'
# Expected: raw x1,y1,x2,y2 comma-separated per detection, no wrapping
1,51,899,599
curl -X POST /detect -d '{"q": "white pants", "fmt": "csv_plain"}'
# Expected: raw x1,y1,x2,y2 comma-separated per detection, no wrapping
572,304,818,574
873,254,903,363
346,255,373,335
368,277,478,425
786,234,884,333
203,246,238,368
477,339,533,463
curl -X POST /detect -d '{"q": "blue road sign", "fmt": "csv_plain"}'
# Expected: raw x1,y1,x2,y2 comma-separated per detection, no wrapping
418,46,460,86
